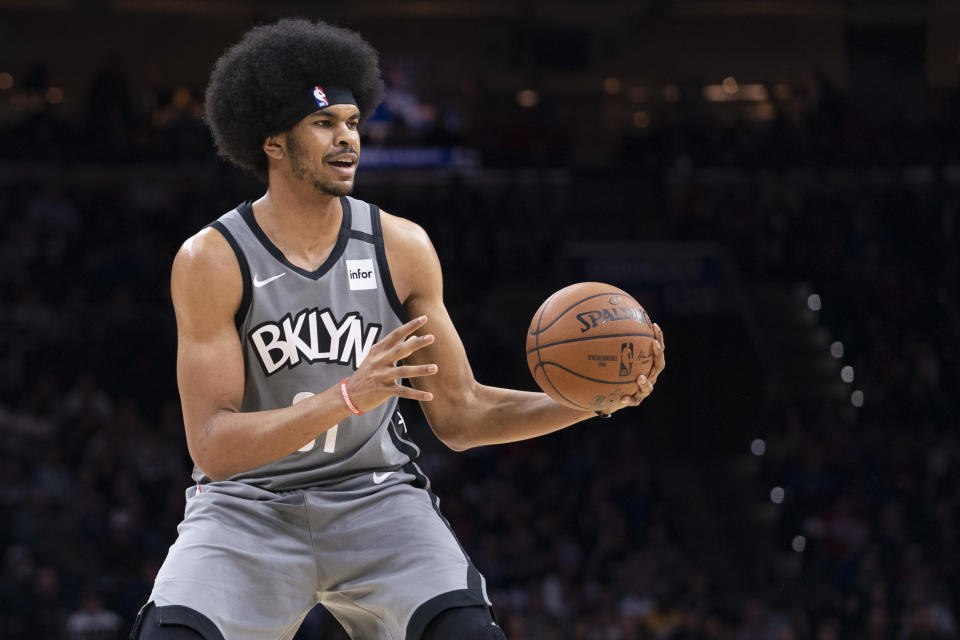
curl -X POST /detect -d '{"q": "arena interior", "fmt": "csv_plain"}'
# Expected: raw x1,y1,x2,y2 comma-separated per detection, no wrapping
0,0,958,638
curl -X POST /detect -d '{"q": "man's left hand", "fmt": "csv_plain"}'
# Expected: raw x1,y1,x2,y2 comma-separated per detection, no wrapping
618,322,666,409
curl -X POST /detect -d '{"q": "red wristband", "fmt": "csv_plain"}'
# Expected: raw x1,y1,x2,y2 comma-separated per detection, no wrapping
340,377,363,415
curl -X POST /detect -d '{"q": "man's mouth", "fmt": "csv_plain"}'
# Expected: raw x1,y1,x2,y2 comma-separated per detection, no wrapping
326,155,357,178
327,155,357,169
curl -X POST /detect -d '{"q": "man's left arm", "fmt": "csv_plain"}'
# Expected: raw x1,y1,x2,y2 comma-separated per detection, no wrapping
383,213,665,451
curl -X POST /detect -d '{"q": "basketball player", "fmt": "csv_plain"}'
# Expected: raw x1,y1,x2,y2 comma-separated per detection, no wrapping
132,18,665,640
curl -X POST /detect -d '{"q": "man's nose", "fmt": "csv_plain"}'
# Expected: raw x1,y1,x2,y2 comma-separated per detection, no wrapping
335,124,357,146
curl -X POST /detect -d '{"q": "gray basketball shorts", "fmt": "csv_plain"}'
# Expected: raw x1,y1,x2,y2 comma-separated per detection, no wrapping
148,476,492,640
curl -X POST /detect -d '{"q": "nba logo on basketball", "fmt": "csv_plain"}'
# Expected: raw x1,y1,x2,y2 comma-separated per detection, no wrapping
619,342,634,376
313,85,328,108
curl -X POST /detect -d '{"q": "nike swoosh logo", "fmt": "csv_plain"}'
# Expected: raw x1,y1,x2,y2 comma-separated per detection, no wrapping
253,273,286,287
372,471,394,485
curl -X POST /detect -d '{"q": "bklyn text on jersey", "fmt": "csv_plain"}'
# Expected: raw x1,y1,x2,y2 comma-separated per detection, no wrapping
249,307,382,375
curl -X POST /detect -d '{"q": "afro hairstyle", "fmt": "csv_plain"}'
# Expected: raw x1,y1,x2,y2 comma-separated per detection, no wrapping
204,18,383,182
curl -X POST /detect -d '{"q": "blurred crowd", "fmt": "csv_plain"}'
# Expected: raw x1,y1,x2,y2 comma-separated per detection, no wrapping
0,63,957,640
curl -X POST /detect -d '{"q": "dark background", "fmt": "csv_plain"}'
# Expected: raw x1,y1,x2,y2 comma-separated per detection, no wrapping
0,1,957,638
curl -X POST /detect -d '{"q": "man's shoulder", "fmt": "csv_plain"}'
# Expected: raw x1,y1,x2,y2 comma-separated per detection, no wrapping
378,208,441,304
172,223,240,286
379,209,432,252
178,224,235,262
171,223,244,320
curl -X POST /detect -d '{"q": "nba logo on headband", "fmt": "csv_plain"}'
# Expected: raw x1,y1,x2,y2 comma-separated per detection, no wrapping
313,85,328,108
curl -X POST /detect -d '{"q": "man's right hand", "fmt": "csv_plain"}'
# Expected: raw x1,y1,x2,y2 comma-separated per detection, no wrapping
345,315,438,413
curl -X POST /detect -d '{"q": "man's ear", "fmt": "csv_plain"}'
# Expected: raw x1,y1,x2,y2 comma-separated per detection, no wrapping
263,134,284,160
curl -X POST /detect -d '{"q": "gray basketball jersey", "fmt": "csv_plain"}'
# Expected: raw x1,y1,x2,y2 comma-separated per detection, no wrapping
197,196,418,491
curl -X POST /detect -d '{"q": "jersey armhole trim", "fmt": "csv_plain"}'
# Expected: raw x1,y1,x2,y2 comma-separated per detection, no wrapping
348,229,377,243
371,204,409,322
207,221,252,332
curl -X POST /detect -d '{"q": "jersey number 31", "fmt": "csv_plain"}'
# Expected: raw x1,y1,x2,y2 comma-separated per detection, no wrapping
292,391,337,454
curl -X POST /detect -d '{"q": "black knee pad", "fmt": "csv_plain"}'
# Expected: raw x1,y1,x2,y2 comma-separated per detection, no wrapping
420,605,507,640
130,602,224,640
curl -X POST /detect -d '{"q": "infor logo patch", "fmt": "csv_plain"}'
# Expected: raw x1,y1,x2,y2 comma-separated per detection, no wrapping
346,258,377,290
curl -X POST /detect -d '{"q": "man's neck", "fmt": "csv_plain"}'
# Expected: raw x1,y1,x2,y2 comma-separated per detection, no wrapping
251,180,345,272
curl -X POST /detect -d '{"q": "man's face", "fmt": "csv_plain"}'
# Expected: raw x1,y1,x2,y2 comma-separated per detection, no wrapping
286,104,361,197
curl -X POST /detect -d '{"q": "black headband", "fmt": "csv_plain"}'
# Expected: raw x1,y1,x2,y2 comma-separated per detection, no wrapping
265,84,358,135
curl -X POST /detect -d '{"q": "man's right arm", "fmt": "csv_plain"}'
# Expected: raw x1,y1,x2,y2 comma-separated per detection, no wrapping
171,228,437,481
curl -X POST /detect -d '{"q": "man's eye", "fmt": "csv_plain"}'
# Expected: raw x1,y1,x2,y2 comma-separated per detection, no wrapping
314,120,331,127
348,121,359,129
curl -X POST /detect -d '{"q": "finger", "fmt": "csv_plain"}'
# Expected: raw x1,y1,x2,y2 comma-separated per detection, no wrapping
395,333,435,360
648,340,666,384
620,375,653,406
393,364,438,379
394,385,434,402
636,374,654,397
383,315,429,347
653,323,666,351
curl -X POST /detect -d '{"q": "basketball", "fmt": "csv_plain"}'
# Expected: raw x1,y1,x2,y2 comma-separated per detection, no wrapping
526,282,656,412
